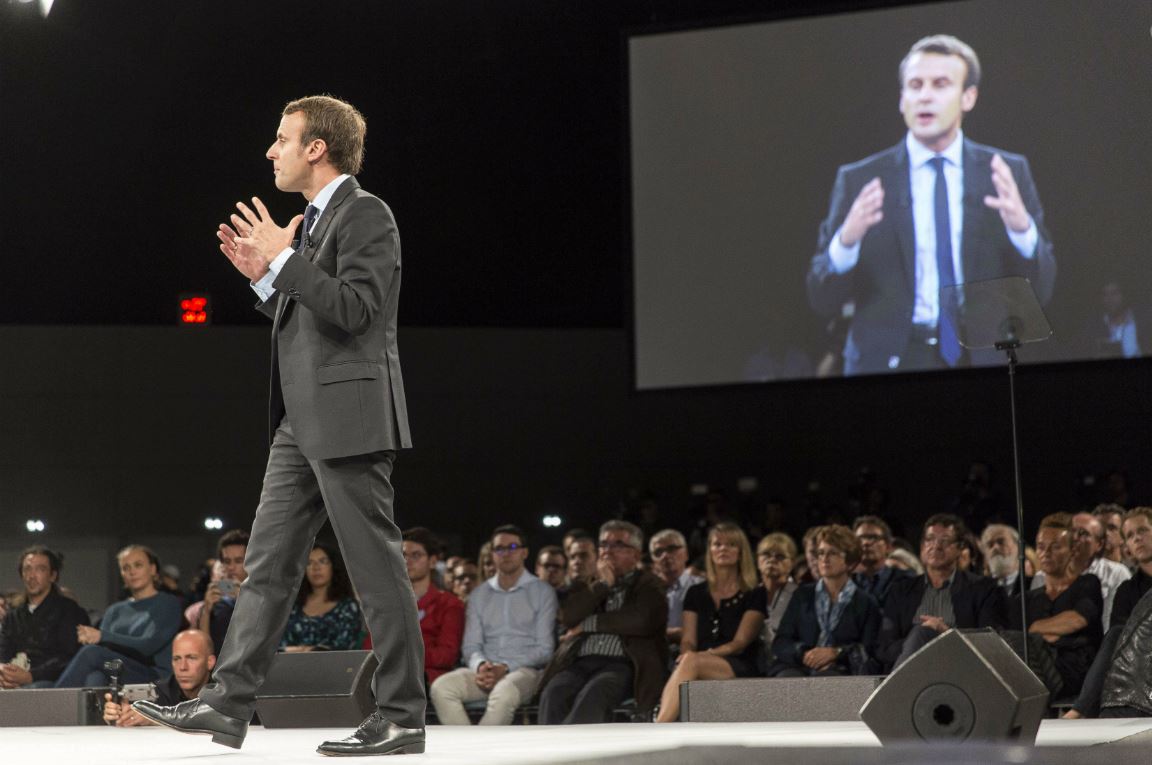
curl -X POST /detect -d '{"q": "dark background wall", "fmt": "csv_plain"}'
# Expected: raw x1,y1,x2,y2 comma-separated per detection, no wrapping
0,0,1148,601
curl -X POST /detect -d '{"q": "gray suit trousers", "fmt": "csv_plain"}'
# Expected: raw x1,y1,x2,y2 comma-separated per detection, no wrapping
198,417,425,727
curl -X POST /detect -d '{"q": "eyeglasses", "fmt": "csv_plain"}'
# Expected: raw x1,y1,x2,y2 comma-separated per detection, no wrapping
454,573,478,582
492,544,523,555
651,544,683,557
599,540,636,552
856,533,885,543
922,536,958,548
814,548,845,560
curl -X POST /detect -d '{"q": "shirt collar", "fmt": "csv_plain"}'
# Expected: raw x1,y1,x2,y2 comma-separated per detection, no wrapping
309,173,351,216
906,130,964,171
486,568,534,593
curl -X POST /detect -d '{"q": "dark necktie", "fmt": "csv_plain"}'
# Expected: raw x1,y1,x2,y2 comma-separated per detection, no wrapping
930,156,961,366
301,204,320,249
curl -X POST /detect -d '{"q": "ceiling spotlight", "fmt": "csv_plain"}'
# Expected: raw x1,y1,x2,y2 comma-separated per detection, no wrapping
25,519,46,532
542,515,562,528
203,517,224,531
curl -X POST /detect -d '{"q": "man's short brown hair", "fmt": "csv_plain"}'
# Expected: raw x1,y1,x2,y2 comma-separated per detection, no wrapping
1122,507,1152,529
283,95,367,175
1039,512,1073,533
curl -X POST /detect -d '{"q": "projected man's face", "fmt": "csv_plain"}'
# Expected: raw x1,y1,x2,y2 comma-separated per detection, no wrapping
267,111,311,193
899,52,977,153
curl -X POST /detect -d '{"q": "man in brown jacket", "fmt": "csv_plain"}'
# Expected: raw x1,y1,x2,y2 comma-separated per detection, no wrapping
536,521,668,723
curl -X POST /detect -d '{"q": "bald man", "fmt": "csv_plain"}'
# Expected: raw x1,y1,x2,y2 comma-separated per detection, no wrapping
104,630,216,727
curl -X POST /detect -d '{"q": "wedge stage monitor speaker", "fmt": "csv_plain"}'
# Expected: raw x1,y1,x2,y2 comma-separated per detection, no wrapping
255,650,378,728
859,629,1049,745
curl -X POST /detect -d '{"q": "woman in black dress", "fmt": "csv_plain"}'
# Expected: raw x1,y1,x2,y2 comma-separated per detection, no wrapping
655,522,766,722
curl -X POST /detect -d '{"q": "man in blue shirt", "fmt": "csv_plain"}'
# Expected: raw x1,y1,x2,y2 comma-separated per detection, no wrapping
429,525,556,725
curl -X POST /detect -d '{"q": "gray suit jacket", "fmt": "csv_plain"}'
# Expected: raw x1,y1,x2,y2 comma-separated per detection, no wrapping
256,177,412,459
807,138,1056,375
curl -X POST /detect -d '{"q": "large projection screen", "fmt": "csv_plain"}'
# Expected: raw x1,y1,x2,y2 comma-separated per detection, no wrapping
629,0,1152,390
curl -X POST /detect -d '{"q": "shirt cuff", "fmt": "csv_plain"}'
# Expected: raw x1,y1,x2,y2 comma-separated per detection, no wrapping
249,247,295,302
1007,218,1038,259
828,229,861,273
467,654,486,673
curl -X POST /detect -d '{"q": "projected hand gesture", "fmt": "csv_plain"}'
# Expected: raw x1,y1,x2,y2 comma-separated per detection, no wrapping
839,177,885,247
983,154,1031,233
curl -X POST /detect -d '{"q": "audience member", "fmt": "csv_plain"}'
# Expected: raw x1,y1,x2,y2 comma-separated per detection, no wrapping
430,525,557,725
852,516,912,607
442,556,464,592
655,523,766,722
452,561,480,602
191,529,249,652
477,542,497,581
403,527,464,684
979,524,1028,629
55,545,182,687
796,526,822,584
280,542,363,652
535,546,567,590
565,534,597,586
1094,503,1131,568
537,521,667,723
769,525,881,677
755,533,798,655
1032,512,1130,629
1025,513,1103,698
648,529,703,645
878,514,1005,670
158,565,187,607
1065,507,1152,719
102,629,216,727
956,531,984,574
0,545,90,688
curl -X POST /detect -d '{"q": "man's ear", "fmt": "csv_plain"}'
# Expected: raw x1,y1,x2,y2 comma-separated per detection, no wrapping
306,138,329,164
207,655,217,671
961,85,978,113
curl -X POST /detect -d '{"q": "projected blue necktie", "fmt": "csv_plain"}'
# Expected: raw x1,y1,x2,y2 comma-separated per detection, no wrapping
930,156,961,367
301,204,319,249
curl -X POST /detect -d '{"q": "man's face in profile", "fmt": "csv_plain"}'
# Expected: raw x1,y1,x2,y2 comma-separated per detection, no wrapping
899,52,977,152
267,111,310,193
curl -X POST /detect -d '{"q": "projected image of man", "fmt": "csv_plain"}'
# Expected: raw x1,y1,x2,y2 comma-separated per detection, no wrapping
807,35,1055,375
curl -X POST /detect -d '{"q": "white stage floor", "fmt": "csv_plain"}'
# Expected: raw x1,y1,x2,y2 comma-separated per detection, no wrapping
7,720,1152,765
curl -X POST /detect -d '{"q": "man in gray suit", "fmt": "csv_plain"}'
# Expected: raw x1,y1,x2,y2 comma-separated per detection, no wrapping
135,95,425,756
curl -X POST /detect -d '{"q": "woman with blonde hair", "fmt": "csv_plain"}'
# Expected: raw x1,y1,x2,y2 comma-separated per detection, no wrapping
757,533,800,657
655,523,766,722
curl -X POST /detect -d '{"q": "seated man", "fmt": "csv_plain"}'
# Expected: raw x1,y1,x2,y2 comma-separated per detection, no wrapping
0,545,90,688
451,560,480,602
402,527,464,684
1066,507,1152,718
879,514,1005,669
1025,513,1103,698
102,630,216,727
187,530,249,652
55,545,183,687
429,525,556,725
649,529,703,646
537,521,667,723
535,546,567,590
565,534,597,588
852,516,912,608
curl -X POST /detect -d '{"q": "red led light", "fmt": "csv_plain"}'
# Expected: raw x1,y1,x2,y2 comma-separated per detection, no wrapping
178,294,212,326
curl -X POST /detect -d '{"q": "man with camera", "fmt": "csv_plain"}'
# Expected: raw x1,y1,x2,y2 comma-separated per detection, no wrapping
103,630,216,727
192,530,249,651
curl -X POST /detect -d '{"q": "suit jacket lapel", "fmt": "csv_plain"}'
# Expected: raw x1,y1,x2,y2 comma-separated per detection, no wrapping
885,142,916,293
960,139,993,279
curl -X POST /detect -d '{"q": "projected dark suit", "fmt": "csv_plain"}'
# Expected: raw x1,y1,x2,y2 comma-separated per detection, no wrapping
197,176,425,729
807,138,1055,375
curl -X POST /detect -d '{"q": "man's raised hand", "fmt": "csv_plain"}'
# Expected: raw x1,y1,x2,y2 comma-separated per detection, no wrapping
839,177,884,247
217,197,304,282
983,154,1031,233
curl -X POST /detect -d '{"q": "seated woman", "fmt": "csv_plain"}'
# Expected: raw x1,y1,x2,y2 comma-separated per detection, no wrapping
1026,513,1103,698
768,524,881,677
655,522,766,722
280,542,363,652
55,545,183,687
758,533,799,650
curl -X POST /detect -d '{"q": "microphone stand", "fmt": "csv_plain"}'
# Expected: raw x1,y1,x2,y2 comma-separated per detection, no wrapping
996,337,1029,668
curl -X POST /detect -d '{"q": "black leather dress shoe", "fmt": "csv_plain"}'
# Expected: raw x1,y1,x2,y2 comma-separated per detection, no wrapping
317,712,425,756
131,698,249,749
